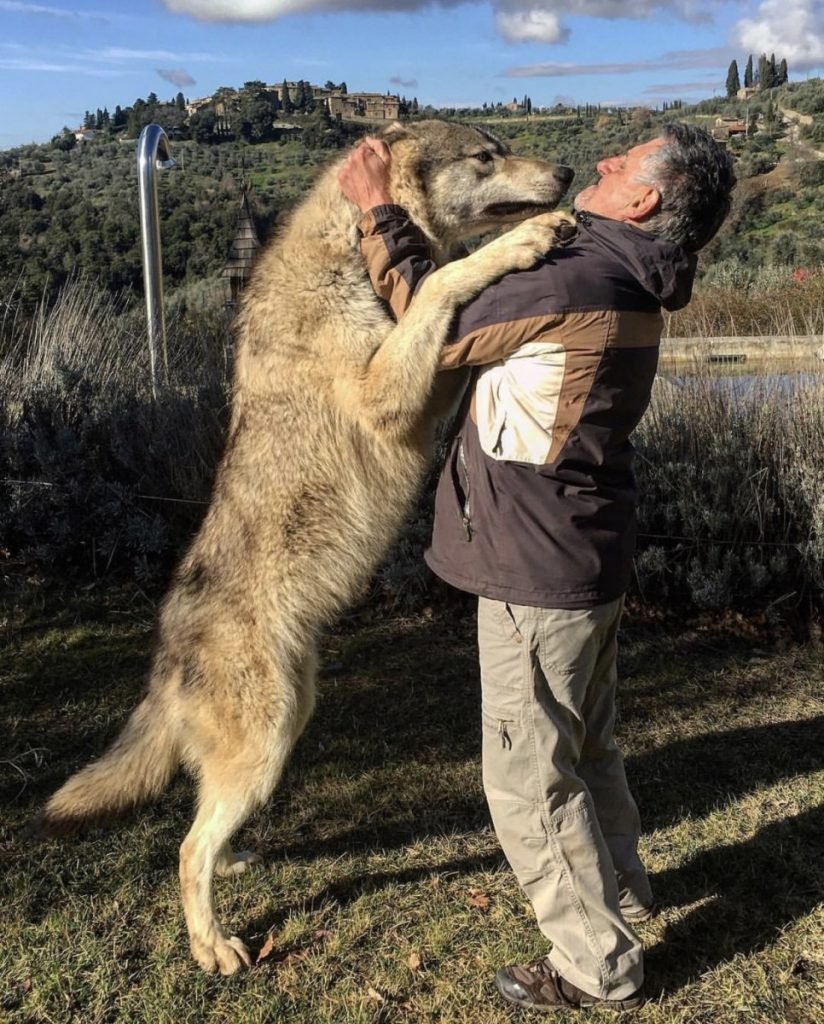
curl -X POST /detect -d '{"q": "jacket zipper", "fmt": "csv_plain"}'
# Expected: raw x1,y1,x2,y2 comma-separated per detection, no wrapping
458,438,472,541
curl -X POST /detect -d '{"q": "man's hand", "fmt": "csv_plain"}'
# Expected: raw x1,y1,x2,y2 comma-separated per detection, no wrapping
338,137,393,213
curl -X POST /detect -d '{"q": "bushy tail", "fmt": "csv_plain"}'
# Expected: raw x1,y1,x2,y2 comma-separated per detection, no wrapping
33,692,179,837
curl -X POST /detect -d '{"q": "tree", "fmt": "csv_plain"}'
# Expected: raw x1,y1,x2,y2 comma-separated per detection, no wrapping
778,58,789,85
237,81,277,141
765,93,776,133
758,53,773,90
726,59,741,98
51,129,77,152
175,92,186,111
189,108,217,143
83,110,95,129
744,54,754,88
769,53,778,89
281,79,293,115
294,80,305,110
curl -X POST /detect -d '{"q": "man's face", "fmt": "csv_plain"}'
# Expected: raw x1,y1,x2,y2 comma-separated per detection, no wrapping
574,137,666,222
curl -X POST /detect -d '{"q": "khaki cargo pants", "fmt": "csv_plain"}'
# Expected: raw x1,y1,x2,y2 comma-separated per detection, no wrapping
478,596,652,1001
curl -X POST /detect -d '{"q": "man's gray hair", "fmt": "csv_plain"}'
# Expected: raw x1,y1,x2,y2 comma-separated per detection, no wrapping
639,123,736,252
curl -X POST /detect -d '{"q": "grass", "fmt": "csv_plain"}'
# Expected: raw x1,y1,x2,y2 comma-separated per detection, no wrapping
1,590,822,1024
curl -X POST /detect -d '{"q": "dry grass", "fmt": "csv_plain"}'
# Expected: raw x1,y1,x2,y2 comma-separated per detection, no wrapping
1,593,822,1023
666,271,824,339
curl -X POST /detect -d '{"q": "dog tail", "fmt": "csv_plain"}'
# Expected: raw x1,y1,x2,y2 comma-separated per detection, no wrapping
32,686,179,838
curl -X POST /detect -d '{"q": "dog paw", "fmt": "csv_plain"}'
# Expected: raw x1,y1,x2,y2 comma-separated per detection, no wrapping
192,932,253,975
216,848,263,877
529,210,578,246
511,211,577,257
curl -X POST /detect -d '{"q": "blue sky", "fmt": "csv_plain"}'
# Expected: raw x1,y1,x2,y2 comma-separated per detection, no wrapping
2,1,823,149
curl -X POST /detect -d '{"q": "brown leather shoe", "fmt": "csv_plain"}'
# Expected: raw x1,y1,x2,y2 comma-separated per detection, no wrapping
495,956,645,1012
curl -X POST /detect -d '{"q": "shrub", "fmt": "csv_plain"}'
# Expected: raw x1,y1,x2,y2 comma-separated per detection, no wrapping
2,281,823,620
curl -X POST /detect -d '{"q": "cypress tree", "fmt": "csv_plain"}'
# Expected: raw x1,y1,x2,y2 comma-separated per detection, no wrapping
744,54,754,88
778,58,789,85
726,59,741,98
281,79,293,114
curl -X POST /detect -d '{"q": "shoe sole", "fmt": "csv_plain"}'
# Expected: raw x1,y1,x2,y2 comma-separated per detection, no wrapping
622,904,657,924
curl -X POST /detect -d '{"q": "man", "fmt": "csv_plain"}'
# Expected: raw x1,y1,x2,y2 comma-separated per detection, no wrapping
339,124,735,1012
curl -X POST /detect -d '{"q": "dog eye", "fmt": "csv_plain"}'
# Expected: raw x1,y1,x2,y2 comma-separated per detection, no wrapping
473,151,493,164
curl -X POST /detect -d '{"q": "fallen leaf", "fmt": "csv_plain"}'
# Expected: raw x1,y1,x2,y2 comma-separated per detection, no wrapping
256,932,277,964
408,951,422,971
468,891,491,910
367,986,386,1003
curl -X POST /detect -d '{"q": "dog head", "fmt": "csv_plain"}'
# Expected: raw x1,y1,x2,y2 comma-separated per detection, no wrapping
380,120,573,246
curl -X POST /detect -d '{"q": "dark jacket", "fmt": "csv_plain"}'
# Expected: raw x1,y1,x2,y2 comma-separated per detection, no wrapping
358,205,697,609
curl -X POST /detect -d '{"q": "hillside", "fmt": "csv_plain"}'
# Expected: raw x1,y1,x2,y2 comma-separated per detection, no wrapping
2,79,824,320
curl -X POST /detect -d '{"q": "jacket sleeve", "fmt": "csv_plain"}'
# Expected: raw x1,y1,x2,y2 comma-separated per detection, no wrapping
359,205,554,370
358,205,438,321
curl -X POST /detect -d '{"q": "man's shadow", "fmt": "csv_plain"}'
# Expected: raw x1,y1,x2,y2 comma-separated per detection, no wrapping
645,801,824,996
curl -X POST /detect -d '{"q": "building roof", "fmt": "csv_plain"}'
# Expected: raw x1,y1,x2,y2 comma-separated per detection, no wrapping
221,187,261,280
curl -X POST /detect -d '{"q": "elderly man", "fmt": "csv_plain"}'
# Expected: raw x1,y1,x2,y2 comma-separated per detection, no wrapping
339,124,735,1013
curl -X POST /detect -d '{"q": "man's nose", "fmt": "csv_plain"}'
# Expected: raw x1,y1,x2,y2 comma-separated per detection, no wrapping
597,155,621,175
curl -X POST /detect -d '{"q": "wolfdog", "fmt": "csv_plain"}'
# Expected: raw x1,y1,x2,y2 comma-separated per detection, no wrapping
36,121,574,974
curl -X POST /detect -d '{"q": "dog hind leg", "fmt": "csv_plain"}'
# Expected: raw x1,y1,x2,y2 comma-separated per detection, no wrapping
179,649,317,973
213,645,317,880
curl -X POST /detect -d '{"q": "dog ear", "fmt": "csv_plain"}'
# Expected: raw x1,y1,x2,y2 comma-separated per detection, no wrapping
380,121,418,146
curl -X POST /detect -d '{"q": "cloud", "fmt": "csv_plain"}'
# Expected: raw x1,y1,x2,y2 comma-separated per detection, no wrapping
0,1,109,21
0,56,126,75
390,74,418,88
642,77,721,95
495,9,567,44
157,68,196,87
733,1,824,70
94,47,224,62
162,1,718,43
503,46,732,77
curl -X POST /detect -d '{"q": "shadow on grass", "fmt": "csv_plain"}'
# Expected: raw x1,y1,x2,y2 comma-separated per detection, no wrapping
4,612,822,836
4,607,823,991
646,802,824,997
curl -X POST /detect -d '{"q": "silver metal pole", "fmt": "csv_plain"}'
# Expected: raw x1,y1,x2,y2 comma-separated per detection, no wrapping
137,124,175,398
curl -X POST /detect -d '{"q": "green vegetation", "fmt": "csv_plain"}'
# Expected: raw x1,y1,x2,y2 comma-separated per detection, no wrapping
1,593,822,1023
2,280,823,619
5,74,824,323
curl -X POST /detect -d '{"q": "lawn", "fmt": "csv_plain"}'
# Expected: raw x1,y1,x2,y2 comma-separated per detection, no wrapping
1,590,822,1023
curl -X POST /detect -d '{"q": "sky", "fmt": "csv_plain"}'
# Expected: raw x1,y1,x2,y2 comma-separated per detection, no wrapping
1,1,824,149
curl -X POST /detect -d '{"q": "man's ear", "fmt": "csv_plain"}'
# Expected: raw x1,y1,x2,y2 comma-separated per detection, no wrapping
627,185,661,224
380,121,418,146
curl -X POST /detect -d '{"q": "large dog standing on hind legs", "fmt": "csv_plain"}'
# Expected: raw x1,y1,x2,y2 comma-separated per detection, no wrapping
35,121,575,974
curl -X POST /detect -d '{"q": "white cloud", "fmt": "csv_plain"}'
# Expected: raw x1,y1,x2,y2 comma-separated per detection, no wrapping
733,1,824,70
94,47,225,62
0,56,126,75
0,1,110,21
503,46,732,77
162,1,717,42
495,9,567,43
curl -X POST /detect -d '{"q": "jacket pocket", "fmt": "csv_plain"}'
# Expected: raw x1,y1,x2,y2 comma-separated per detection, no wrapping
449,436,473,540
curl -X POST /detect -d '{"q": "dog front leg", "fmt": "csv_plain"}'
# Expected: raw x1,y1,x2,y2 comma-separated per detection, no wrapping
352,212,575,437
